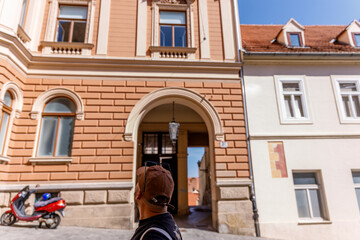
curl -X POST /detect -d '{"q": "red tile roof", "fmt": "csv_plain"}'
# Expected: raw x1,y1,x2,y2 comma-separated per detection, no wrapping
241,25,360,53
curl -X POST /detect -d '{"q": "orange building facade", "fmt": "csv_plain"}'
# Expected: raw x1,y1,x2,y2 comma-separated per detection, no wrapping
0,0,254,235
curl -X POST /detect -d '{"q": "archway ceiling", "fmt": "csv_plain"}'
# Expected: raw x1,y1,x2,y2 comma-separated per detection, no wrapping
142,103,204,123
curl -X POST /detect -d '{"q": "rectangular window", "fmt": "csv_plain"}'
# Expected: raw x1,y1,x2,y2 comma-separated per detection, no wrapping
352,171,360,210
337,81,360,119
288,33,302,47
293,172,326,220
143,133,158,155
353,33,360,47
162,134,176,155
280,80,307,119
56,5,88,43
160,11,186,47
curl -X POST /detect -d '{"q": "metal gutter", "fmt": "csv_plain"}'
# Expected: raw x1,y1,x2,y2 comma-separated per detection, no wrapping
232,0,260,237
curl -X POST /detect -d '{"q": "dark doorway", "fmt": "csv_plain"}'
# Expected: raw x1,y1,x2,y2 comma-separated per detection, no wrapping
141,132,178,213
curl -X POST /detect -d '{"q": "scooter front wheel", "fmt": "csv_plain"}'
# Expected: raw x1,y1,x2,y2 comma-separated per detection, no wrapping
1,212,16,226
45,213,61,229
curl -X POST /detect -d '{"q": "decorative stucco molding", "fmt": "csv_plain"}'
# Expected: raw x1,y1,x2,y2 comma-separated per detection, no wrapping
43,0,96,55
151,0,196,60
124,87,224,142
30,87,84,120
0,81,23,118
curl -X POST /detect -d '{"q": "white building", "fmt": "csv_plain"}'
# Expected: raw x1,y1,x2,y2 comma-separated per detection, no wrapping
241,19,360,240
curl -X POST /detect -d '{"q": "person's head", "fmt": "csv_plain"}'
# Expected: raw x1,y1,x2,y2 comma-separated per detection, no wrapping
135,165,174,213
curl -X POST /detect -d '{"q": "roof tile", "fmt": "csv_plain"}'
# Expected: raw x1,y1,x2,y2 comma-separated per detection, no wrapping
241,25,360,53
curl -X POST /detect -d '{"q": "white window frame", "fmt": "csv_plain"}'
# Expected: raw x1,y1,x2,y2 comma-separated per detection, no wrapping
332,77,360,123
41,0,95,55
275,76,312,124
44,0,95,44
293,171,329,223
0,82,23,162
352,171,360,211
150,0,196,59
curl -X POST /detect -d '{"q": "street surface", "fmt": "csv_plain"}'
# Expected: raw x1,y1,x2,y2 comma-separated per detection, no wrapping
0,223,273,240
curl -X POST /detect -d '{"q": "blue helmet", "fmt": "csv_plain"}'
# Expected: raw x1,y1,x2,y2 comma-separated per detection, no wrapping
42,193,51,201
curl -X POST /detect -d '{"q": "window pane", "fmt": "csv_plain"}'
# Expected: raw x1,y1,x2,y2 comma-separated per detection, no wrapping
44,98,75,113
355,188,360,210
340,83,357,92
72,21,86,43
309,189,323,218
284,95,294,118
55,117,75,156
295,189,311,218
144,134,158,154
162,134,175,154
59,5,87,19
56,20,71,42
160,25,172,47
290,34,300,47
19,0,28,27
353,172,360,184
174,26,186,47
342,96,352,117
37,117,57,156
160,11,185,24
4,92,12,107
293,173,317,185
283,83,300,92
294,96,304,117
0,112,10,154
354,34,360,47
352,96,360,117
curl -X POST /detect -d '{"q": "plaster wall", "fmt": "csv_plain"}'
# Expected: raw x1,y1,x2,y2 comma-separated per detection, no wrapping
244,63,360,239
250,139,360,240
244,65,360,136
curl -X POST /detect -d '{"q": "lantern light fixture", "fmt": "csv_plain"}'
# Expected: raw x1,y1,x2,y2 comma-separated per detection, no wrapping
169,101,180,145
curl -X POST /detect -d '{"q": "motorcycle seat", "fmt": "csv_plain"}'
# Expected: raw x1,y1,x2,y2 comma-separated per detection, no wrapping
34,197,62,208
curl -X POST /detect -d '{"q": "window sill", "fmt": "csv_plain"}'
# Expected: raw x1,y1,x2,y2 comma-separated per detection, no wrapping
0,156,10,163
338,117,360,124
40,41,94,56
298,219,332,225
17,25,31,43
29,157,72,165
149,46,197,60
280,118,313,125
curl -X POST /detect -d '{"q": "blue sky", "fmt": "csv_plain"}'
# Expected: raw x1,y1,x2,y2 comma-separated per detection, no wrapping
187,147,205,178
238,0,360,25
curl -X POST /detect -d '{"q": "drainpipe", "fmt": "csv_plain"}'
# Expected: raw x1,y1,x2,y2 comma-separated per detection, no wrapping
232,0,260,237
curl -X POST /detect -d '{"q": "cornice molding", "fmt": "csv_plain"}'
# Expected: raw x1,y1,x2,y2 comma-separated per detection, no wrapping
0,31,241,79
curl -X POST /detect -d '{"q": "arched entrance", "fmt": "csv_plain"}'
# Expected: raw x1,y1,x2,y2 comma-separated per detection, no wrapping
125,87,224,229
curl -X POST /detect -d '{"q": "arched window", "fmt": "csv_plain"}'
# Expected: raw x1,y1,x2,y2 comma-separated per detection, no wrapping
0,91,13,155
36,98,76,157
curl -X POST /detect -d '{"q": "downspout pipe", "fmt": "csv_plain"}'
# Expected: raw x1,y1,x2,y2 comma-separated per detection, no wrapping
232,0,260,237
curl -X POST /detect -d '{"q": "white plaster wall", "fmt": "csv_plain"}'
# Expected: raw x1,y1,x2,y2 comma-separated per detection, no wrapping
250,139,360,240
244,65,360,136
244,64,360,239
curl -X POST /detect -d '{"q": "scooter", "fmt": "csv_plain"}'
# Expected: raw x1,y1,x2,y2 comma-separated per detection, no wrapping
0,185,66,229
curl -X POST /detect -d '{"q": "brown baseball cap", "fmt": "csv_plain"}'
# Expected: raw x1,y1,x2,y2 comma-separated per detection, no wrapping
136,165,174,207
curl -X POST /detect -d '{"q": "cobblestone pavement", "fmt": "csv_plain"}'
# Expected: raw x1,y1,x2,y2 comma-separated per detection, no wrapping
0,223,273,240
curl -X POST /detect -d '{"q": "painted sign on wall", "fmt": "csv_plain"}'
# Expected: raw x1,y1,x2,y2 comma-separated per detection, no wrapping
268,141,288,178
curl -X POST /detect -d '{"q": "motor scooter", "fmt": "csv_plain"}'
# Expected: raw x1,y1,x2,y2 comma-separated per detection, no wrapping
0,185,66,229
